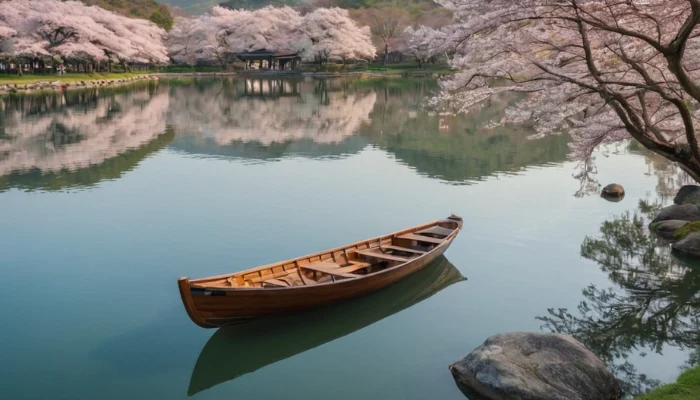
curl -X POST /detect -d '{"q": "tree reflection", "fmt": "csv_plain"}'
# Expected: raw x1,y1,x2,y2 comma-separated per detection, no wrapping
538,202,700,395
0,83,170,191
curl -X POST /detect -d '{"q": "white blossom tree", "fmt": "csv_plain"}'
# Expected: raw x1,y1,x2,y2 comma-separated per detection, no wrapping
0,0,168,71
300,8,376,65
401,25,445,69
167,6,306,67
435,0,700,182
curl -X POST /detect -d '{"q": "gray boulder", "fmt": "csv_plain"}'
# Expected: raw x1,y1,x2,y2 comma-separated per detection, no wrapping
449,332,621,400
672,232,700,257
651,203,700,224
674,185,700,205
650,220,689,239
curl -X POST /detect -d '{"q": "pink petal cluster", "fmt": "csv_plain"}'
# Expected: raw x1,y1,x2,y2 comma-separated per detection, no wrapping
435,0,700,179
0,0,168,63
167,6,376,66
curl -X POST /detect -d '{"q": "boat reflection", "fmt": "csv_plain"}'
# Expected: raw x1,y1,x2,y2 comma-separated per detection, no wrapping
187,255,466,396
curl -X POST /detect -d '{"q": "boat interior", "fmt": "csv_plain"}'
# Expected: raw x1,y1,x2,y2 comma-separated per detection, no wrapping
191,218,461,289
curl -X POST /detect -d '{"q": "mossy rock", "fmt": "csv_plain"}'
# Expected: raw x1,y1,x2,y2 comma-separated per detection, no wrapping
674,221,700,241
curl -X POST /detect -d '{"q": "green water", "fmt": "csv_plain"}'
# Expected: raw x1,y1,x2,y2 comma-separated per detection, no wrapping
0,77,697,399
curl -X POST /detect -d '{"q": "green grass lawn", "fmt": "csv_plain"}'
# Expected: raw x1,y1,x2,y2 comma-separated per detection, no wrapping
635,366,700,400
0,72,151,85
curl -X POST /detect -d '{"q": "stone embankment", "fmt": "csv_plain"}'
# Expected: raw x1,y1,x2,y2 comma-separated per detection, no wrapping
0,74,156,95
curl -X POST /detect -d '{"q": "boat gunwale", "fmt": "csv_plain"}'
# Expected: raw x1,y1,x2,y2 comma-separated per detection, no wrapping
183,219,460,292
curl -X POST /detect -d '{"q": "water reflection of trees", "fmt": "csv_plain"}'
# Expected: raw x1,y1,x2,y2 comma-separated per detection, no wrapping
2,78,577,190
629,141,696,203
168,78,572,182
357,80,572,184
538,203,700,396
0,83,171,191
166,78,376,147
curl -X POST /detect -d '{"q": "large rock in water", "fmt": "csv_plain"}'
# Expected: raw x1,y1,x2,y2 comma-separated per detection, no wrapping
674,185,700,205
601,184,625,198
672,232,700,257
651,203,700,224
650,220,689,239
449,332,621,400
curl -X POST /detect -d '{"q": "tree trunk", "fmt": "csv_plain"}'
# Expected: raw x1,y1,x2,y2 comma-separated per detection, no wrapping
17,61,22,76
383,44,388,66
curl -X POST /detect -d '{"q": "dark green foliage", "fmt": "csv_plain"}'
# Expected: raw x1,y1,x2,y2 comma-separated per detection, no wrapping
149,9,174,31
80,0,174,30
219,0,299,10
537,203,700,397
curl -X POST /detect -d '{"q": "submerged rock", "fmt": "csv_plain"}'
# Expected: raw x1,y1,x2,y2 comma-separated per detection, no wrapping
674,185,700,205
650,220,689,239
672,231,700,257
601,184,625,198
651,203,700,224
449,332,621,400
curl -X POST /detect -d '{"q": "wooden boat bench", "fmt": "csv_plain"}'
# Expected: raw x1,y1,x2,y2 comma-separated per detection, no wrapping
300,262,361,279
417,226,453,237
397,233,444,245
380,245,426,255
356,249,409,263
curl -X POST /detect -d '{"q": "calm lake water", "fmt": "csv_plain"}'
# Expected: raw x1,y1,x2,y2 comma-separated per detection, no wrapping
1,77,697,399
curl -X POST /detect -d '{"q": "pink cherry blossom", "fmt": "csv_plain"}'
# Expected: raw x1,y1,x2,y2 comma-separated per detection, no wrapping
435,0,700,181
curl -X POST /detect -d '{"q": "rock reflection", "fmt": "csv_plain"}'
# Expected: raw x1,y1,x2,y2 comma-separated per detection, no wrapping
538,202,700,396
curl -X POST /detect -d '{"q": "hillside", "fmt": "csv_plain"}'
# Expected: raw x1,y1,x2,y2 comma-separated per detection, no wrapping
162,0,446,22
81,0,174,29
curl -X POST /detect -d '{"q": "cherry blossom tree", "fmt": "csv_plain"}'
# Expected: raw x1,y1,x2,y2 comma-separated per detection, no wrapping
0,0,168,71
168,6,375,67
168,6,306,67
435,0,700,182
301,8,376,65
401,25,445,69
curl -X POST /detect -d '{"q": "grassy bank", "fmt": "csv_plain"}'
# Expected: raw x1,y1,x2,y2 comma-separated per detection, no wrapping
0,72,152,85
635,366,700,400
364,63,452,74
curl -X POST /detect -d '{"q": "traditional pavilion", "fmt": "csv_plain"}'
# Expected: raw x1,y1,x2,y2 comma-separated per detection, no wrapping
235,49,301,71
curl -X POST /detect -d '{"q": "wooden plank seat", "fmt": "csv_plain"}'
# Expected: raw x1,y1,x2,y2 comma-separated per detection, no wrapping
398,233,444,245
380,245,426,255
300,262,360,279
356,249,409,263
338,262,372,273
417,226,454,237
262,278,290,287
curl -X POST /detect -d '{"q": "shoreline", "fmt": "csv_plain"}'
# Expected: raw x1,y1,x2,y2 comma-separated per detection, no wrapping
0,74,157,95
0,69,449,95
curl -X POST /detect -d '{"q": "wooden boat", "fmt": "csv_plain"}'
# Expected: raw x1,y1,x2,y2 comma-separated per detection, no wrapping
188,256,466,395
178,215,463,328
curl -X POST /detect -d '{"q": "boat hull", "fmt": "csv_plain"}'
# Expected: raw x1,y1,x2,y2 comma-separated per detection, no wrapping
178,217,461,328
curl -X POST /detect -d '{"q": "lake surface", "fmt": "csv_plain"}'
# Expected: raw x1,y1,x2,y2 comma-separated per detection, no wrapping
1,77,697,399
